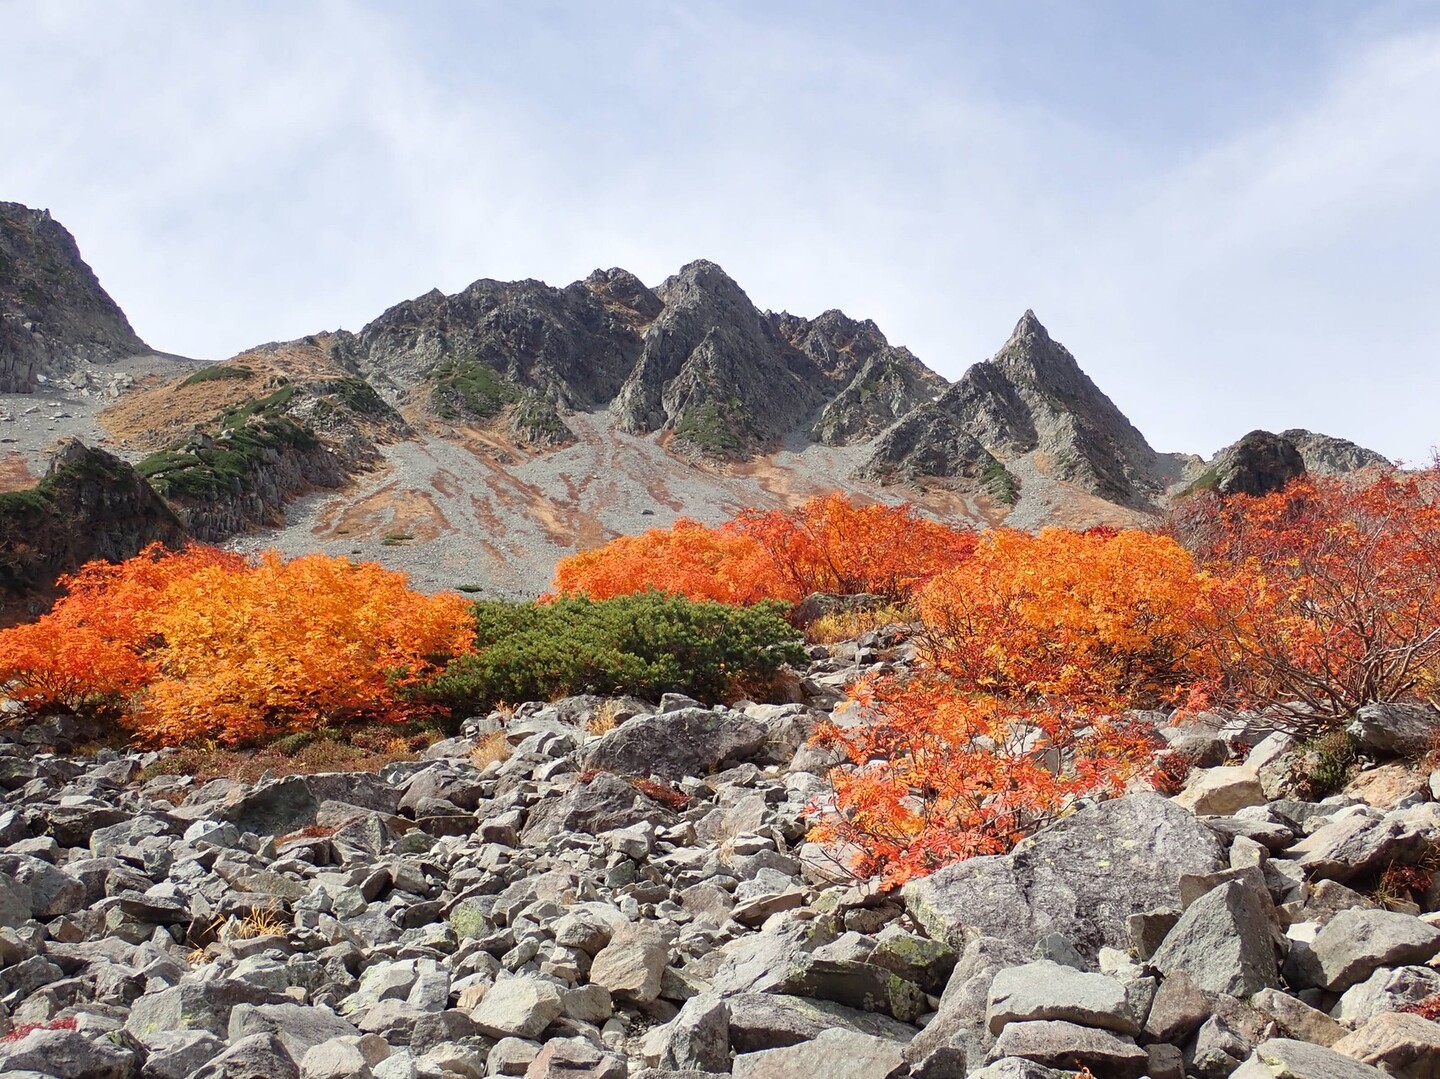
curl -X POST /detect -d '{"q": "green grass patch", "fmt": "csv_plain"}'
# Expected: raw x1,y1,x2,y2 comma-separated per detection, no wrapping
981,457,1019,505
431,360,519,420
141,419,318,501
220,385,296,430
180,365,254,388
674,400,744,456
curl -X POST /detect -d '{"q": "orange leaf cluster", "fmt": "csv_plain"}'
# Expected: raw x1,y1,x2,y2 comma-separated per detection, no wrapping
813,528,1207,886
0,545,473,745
1176,472,1440,722
552,493,974,606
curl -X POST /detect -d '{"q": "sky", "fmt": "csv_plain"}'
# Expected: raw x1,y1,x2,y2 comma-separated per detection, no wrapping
2,0,1438,463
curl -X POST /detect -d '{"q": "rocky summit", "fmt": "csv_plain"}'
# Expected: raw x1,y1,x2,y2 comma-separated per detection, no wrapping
0,203,148,394
0,630,1439,1079
0,202,1396,601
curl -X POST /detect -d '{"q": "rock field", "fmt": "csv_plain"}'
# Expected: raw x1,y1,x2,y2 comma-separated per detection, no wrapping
1,632,1438,1078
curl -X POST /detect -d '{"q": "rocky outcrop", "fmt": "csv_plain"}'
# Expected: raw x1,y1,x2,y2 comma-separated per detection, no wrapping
859,311,1162,507
1279,429,1392,476
0,202,147,393
0,440,185,621
1200,430,1308,497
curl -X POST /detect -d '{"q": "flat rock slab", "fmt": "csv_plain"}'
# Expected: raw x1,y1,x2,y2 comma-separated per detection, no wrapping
732,1028,908,1079
1231,1037,1389,1079
903,794,1226,958
1175,767,1266,815
1332,1012,1440,1079
986,959,1143,1036
988,1019,1148,1079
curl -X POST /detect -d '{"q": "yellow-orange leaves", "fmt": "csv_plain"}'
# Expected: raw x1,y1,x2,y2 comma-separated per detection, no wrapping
0,545,473,745
552,493,974,606
140,553,474,745
814,528,1206,885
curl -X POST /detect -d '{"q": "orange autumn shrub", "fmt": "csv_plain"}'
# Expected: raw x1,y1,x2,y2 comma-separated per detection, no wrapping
551,518,781,604
812,528,1210,885
552,493,973,605
733,492,976,603
137,553,474,745
1175,472,1440,723
0,543,243,715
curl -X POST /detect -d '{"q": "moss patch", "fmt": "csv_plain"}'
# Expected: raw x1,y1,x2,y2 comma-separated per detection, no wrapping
431,360,519,420
179,365,254,388
674,400,744,456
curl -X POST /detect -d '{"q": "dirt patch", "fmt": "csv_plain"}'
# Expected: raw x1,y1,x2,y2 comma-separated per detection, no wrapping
0,453,37,493
313,482,454,543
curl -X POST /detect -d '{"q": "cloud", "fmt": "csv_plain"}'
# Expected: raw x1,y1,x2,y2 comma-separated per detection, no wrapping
1,2,1436,462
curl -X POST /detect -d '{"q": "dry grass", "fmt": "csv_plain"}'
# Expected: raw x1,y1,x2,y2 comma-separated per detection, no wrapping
586,700,623,736
806,604,913,644
470,728,512,770
139,725,431,785
229,908,289,939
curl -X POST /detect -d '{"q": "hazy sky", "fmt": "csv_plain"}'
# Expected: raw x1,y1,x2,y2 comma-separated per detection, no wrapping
3,1,1437,462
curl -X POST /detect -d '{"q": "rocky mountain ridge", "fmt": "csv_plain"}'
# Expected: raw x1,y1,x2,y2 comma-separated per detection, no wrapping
0,203,148,394
0,201,1397,600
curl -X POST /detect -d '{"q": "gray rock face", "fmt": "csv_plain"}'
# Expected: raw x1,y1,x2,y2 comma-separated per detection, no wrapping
861,311,1163,507
0,1026,137,1079
1307,908,1440,991
724,992,919,1052
0,201,148,393
582,708,768,780
1149,878,1280,997
1348,702,1440,758
519,772,678,845
903,794,1227,957
1204,430,1306,497
1278,429,1392,476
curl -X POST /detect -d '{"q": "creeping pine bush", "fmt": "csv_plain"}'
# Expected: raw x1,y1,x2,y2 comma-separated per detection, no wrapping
420,593,806,712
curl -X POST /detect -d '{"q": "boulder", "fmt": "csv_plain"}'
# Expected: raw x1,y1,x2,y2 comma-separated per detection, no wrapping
986,960,1145,1036
1332,1012,1440,1079
583,708,768,780
589,922,668,1004
987,1020,1147,1079
468,975,565,1040
1174,767,1267,816
724,992,918,1053
731,1028,908,1079
520,774,677,845
1231,1038,1388,1079
903,795,1226,958
1307,908,1440,991
0,1027,137,1079
1348,703,1440,758
1150,877,1280,996
228,1003,361,1064
193,1032,301,1079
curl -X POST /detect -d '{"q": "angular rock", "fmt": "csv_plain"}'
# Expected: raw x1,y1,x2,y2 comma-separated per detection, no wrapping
589,922,667,1004
987,1020,1147,1079
1289,815,1417,883
520,773,677,846
1150,878,1279,996
903,795,1225,958
583,708,768,780
1348,703,1440,758
1250,987,1347,1047
0,1027,137,1079
468,975,564,1040
1230,1038,1388,1079
1175,767,1267,816
524,1038,628,1079
724,992,917,1052
1309,908,1440,991
228,1003,361,1065
655,994,730,1073
731,1028,908,1079
986,960,1143,1036
1332,1012,1440,1079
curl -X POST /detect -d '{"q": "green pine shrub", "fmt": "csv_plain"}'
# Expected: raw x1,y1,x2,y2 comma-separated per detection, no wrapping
419,593,805,713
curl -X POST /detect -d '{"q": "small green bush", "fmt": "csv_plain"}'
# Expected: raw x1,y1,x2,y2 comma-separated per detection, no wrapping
180,365,254,388
431,360,518,420
420,593,805,712
1291,728,1359,800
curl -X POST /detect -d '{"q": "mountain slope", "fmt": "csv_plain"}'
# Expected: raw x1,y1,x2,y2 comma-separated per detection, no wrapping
0,203,147,393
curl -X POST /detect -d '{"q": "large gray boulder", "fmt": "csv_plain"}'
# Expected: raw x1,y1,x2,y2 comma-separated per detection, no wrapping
1149,877,1280,996
520,773,677,845
903,795,1226,957
986,960,1146,1036
731,1028,908,1079
1230,1038,1388,1079
1348,703,1440,758
583,708,768,780
1307,908,1440,991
